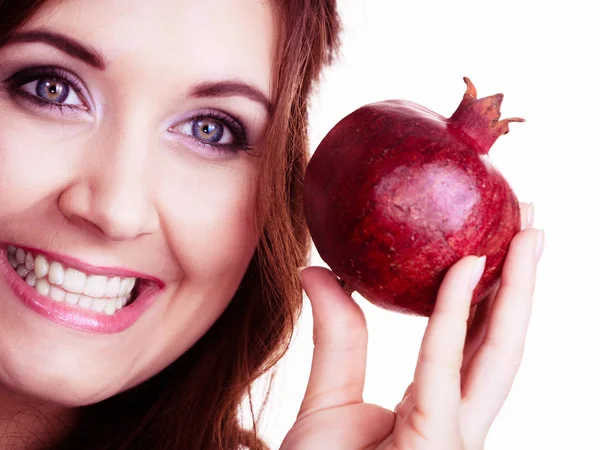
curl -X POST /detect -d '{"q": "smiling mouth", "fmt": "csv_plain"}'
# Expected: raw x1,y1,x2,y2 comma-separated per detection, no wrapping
6,245,137,315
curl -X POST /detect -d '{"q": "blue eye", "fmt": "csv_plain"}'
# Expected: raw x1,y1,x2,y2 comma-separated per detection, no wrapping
33,78,72,104
4,67,88,111
191,118,226,144
173,110,252,153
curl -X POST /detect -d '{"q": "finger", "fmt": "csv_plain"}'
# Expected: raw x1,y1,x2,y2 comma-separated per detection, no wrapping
463,200,532,372
463,201,533,378
466,304,478,329
393,382,414,420
461,229,544,432
519,202,534,230
462,282,500,373
463,201,532,370
401,381,414,401
394,386,415,423
410,255,486,435
281,403,395,450
297,266,368,416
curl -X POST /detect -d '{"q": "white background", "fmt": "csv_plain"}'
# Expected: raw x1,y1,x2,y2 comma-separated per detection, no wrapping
247,1,600,448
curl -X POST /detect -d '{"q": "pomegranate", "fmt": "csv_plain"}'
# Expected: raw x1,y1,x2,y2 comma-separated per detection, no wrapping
303,78,523,316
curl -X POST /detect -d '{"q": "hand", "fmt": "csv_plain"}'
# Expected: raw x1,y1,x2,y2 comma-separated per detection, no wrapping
281,203,543,450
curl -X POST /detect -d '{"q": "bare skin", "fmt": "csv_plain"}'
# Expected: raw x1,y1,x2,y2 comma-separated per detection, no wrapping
0,0,543,448
282,203,543,449
0,0,273,447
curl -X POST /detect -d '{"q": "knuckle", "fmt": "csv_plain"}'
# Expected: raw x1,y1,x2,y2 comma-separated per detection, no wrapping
407,406,436,446
418,351,463,380
480,335,523,365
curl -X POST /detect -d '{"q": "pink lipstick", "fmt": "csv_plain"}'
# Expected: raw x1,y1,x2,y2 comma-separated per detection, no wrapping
0,244,165,334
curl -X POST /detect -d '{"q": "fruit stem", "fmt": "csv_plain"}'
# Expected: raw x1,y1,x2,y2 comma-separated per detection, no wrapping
448,77,524,155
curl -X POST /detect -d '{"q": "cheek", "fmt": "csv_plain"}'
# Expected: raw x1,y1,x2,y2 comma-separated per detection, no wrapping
126,159,260,381
157,156,260,287
0,111,82,219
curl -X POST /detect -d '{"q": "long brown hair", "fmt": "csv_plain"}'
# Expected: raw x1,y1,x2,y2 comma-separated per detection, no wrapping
0,0,341,449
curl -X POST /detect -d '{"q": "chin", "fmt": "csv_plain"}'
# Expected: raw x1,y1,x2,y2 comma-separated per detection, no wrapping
0,335,128,407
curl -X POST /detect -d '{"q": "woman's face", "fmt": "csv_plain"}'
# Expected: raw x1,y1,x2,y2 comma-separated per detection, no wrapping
0,0,274,406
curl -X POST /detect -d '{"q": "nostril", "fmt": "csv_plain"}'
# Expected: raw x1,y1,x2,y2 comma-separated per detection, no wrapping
65,212,144,242
65,215,107,239
57,179,158,242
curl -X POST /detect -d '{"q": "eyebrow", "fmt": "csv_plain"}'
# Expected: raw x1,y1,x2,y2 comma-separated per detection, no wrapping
189,81,272,113
6,30,273,112
7,30,106,70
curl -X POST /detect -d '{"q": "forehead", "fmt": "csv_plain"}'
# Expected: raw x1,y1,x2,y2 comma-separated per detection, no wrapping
24,0,276,91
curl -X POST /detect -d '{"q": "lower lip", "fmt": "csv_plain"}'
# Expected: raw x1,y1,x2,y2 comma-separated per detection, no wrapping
0,247,163,334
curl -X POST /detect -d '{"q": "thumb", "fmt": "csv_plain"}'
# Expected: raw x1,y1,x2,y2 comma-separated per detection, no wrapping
297,266,368,416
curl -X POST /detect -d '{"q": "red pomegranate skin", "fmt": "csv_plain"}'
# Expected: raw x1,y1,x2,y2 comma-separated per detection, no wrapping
303,78,522,316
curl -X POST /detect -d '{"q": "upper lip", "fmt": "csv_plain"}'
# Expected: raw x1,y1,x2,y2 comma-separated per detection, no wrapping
1,243,164,287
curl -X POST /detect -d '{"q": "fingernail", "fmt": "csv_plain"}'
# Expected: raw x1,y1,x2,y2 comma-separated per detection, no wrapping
470,256,487,290
526,203,535,228
535,229,545,263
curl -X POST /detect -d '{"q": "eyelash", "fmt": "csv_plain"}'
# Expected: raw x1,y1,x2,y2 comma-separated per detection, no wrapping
169,109,252,154
2,66,252,155
4,66,87,113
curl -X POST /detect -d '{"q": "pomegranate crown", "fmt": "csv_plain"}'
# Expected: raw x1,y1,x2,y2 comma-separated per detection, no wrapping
448,77,524,155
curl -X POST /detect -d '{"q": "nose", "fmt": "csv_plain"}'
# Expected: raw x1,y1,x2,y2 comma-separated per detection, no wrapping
58,128,160,242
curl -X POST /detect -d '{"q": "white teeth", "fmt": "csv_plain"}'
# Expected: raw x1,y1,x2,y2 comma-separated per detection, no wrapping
35,278,51,296
84,275,107,297
118,277,136,296
91,297,108,313
16,248,25,264
105,276,121,297
50,286,66,302
8,246,140,315
63,268,86,294
65,292,80,306
16,265,28,278
118,278,129,296
48,262,65,286
25,272,37,287
78,295,93,310
127,277,136,293
34,255,49,278
104,298,116,315
25,252,34,271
